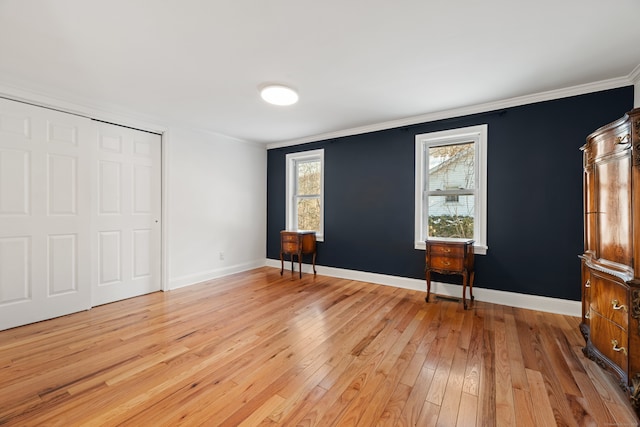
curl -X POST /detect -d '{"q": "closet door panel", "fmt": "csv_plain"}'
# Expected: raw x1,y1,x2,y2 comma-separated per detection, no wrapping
0,98,92,331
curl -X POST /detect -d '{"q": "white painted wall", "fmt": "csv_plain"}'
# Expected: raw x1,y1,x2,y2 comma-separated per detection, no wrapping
166,127,266,289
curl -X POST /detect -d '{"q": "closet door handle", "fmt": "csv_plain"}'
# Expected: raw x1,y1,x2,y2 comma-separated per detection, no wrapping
584,280,590,288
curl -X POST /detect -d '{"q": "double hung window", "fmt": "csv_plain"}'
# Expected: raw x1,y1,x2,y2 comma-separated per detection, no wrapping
286,149,324,241
414,125,487,254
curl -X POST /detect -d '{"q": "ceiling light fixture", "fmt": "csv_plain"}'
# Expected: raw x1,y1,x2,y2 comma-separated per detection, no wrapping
260,84,299,106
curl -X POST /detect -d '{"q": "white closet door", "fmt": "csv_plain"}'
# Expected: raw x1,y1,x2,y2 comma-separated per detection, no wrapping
92,122,161,306
0,98,92,331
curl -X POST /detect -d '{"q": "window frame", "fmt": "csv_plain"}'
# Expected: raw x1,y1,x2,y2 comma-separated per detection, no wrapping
444,185,462,203
414,124,488,254
286,148,325,241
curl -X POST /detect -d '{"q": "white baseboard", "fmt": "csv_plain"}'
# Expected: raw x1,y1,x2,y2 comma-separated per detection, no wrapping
169,259,266,290
265,259,581,317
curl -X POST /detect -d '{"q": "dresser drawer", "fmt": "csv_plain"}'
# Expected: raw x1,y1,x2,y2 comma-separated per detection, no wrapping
589,311,629,373
429,255,463,271
589,273,629,330
587,127,631,160
281,234,299,244
280,232,300,254
429,244,464,258
281,242,298,254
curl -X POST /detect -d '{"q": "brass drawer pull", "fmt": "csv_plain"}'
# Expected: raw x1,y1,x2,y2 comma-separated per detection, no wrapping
584,279,590,288
611,339,628,356
444,248,451,253
615,134,631,144
611,299,628,313
442,261,450,266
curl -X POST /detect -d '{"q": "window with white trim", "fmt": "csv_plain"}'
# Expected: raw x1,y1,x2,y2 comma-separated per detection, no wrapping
286,149,324,241
414,124,487,254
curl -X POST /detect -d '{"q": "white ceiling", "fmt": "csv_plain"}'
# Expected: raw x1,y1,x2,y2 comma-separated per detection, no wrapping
1,0,639,145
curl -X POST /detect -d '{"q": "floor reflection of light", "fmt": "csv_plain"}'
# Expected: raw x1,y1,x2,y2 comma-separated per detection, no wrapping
290,301,330,345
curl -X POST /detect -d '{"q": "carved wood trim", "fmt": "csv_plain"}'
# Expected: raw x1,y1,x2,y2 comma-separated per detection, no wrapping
583,344,608,371
632,289,640,335
634,119,640,165
631,373,640,409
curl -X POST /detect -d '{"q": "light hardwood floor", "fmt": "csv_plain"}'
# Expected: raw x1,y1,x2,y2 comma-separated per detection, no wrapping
1,267,638,426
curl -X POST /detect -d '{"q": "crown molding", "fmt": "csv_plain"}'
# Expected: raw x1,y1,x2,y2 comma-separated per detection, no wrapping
267,75,634,150
0,81,261,147
2,70,636,151
630,63,640,84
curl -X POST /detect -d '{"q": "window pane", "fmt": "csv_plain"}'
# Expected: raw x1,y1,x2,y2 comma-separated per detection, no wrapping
297,198,321,231
297,160,321,195
445,194,459,203
428,143,474,191
287,149,324,239
428,195,474,238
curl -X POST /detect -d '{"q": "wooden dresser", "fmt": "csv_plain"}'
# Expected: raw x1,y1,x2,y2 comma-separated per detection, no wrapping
580,108,640,412
425,238,475,309
280,230,317,278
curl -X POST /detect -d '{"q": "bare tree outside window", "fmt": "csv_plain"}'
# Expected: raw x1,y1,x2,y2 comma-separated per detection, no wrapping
427,143,475,238
287,149,324,239
295,160,321,231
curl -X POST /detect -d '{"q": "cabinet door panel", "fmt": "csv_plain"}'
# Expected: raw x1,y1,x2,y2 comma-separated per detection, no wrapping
584,162,597,255
595,153,632,267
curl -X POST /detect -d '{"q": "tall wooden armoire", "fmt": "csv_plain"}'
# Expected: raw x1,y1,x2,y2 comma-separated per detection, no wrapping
580,107,640,412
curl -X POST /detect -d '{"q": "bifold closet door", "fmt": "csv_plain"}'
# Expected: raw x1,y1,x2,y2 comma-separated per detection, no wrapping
0,98,92,331
0,99,162,330
92,122,161,306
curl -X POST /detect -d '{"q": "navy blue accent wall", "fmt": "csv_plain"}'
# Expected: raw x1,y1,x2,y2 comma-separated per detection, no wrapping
266,87,634,300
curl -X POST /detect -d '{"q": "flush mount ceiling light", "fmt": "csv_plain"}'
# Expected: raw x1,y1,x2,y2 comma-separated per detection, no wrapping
260,84,299,106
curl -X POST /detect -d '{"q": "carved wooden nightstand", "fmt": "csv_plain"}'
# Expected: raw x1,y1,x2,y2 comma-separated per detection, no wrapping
425,238,475,309
280,230,317,278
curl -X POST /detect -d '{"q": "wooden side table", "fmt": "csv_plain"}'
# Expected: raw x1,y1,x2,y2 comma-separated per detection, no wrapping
280,230,317,278
425,238,475,309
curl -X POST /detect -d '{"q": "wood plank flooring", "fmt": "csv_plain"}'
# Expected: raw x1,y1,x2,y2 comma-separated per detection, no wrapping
1,267,638,426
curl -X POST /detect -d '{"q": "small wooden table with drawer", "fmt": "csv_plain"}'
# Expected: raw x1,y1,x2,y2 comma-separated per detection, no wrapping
425,238,475,309
280,230,317,278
